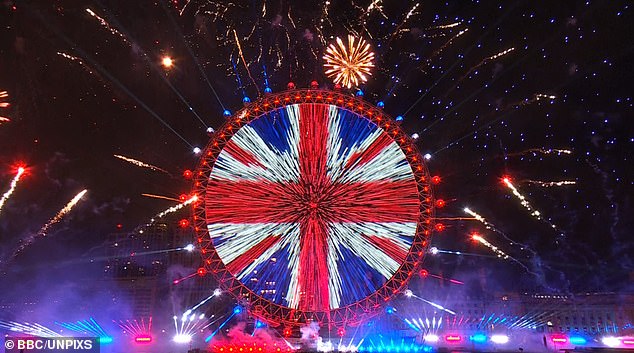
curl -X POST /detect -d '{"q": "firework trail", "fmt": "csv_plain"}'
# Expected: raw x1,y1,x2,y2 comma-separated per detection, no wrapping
388,3,421,40
470,233,510,259
426,22,462,30
524,180,576,187
233,29,260,95
38,189,88,237
499,93,556,112
447,47,515,93
135,195,198,233
0,90,10,123
0,167,25,214
57,51,97,76
508,148,572,157
463,207,554,282
114,154,171,175
141,193,181,202
420,28,469,73
502,177,561,233
324,35,375,88
85,8,130,46
10,190,88,261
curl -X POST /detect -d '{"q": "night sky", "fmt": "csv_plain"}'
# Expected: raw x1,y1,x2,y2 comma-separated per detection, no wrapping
0,0,633,302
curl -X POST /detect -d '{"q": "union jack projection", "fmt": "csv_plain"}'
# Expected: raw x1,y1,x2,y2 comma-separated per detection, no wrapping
195,91,433,326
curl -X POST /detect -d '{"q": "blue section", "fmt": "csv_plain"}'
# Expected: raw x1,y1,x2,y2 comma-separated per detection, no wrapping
247,107,292,154
239,242,294,306
335,108,381,160
336,244,385,305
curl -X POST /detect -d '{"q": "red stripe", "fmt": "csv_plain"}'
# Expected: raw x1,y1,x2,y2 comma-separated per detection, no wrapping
223,139,265,168
298,104,330,188
345,133,393,169
297,218,330,311
296,104,331,311
204,180,419,224
226,235,281,275
363,235,407,263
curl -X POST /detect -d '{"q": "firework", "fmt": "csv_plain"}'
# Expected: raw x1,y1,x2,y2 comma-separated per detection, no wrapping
450,47,515,91
85,8,130,46
470,232,510,260
38,189,88,237
148,195,197,223
323,35,375,88
114,154,171,175
233,29,260,95
0,166,25,214
508,148,572,157
427,22,462,30
524,180,576,187
0,320,61,337
141,193,181,202
0,90,9,123
421,28,469,72
502,177,560,231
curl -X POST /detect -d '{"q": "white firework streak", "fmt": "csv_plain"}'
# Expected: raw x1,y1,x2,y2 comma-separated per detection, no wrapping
524,180,576,187
471,234,509,260
114,154,171,175
149,195,197,222
85,8,131,45
0,167,25,213
503,178,560,232
38,189,88,236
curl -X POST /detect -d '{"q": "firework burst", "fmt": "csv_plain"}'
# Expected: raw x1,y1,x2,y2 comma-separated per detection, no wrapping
114,155,171,175
324,35,375,88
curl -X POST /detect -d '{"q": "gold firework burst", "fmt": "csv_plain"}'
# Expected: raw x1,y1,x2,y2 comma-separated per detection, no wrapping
323,35,375,89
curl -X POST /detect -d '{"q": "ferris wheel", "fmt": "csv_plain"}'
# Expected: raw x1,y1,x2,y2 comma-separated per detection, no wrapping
193,88,434,331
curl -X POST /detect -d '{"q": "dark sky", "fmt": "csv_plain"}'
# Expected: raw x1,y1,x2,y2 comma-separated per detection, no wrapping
0,0,633,299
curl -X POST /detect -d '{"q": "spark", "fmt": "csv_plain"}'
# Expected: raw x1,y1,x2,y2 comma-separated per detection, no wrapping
0,166,25,213
114,155,171,175
85,8,130,45
524,180,576,187
389,3,421,40
141,193,181,202
470,232,509,259
324,35,375,88
502,177,560,231
38,189,88,237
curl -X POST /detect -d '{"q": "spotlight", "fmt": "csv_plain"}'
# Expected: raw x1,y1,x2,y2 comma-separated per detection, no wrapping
424,153,432,160
490,334,509,344
213,288,222,296
233,306,243,314
173,334,192,344
193,147,201,154
429,247,439,255
184,244,195,252
404,289,413,298
423,334,439,343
